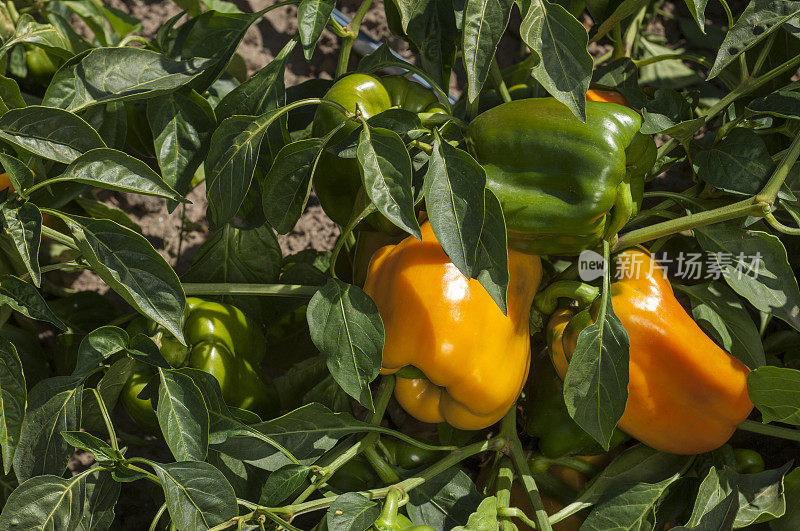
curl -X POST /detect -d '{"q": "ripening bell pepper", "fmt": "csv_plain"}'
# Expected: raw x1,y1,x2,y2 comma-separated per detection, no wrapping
526,354,628,458
312,74,447,233
364,222,542,430
121,298,279,431
546,250,753,454
466,98,656,255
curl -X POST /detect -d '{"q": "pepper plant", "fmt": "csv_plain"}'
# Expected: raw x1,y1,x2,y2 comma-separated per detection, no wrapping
0,0,799,529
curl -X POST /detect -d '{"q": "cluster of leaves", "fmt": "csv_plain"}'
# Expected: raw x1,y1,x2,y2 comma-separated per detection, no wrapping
0,0,797,529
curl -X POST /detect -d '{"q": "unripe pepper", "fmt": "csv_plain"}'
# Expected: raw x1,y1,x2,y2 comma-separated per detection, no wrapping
312,74,447,233
121,298,279,431
545,250,753,454
364,222,542,430
467,98,655,255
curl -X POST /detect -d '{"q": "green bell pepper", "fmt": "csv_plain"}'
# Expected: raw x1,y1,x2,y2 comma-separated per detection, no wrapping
312,73,447,233
467,98,656,255
121,298,279,431
526,354,628,457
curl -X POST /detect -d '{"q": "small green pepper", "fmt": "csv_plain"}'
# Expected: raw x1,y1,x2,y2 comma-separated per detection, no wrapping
121,298,279,432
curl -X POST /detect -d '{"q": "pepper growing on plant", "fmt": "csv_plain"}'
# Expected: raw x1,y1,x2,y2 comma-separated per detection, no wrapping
541,249,753,454
363,221,542,430
121,298,279,431
312,74,447,233
466,98,655,255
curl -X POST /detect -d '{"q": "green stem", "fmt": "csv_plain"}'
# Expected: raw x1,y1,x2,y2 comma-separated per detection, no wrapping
40,224,79,251
611,198,768,252
501,407,553,531
611,24,625,60
533,281,600,315
757,129,800,204
182,283,318,298
738,419,800,442
495,456,516,531
91,388,118,453
273,436,507,518
490,59,512,104
335,0,374,77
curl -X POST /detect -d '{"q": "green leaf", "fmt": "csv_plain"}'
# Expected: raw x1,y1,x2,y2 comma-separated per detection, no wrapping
147,88,216,204
75,196,141,231
298,0,335,60
152,461,237,530
748,90,800,119
0,339,25,475
204,113,275,229
0,106,105,163
1,202,42,286
71,325,128,378
462,0,515,102
581,474,680,530
473,189,510,314
357,124,421,239
695,222,800,333
710,0,800,79
687,464,791,528
747,366,800,424
676,281,766,369
78,470,120,531
0,153,33,191
50,148,186,201
407,468,482,529
259,464,311,506
771,468,800,531
328,492,381,531
683,0,710,31
182,223,282,319
563,249,630,449
13,376,83,482
215,39,294,122
42,48,213,112
693,128,774,196
157,369,210,462
424,132,485,278
61,214,186,342
578,444,692,506
519,0,593,121
212,403,369,471
0,75,26,116
262,138,324,234
306,279,383,410
0,275,68,330
61,431,121,464
0,474,84,529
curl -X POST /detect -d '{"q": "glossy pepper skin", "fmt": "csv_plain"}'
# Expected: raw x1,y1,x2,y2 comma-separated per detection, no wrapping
121,298,279,431
547,250,753,454
364,222,542,430
467,98,655,256
312,74,447,232
526,354,628,458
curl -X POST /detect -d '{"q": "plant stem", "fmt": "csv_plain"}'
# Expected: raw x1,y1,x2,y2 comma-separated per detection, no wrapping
335,0,374,77
612,198,767,252
274,436,507,518
490,59,512,103
501,407,553,531
40,225,79,251
182,283,318,298
738,419,800,442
